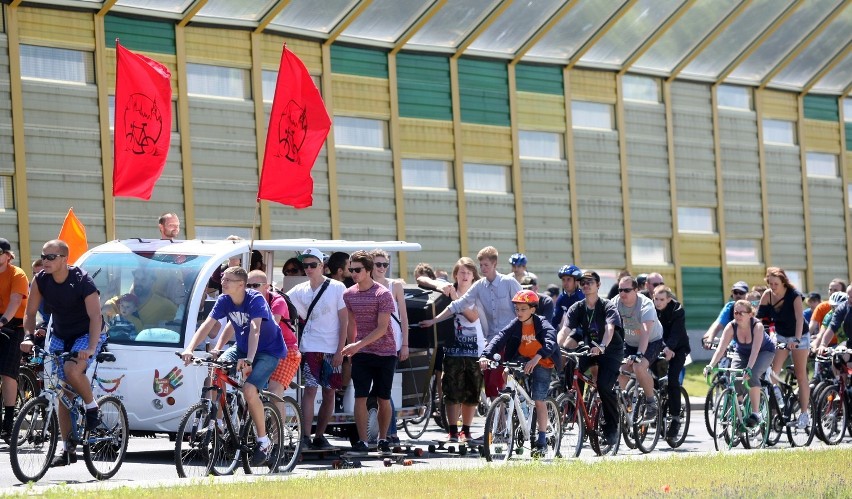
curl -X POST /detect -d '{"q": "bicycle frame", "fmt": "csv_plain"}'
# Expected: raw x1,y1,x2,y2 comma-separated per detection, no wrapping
501,365,538,446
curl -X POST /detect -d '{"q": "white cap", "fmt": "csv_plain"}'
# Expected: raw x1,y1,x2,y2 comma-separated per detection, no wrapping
298,247,326,263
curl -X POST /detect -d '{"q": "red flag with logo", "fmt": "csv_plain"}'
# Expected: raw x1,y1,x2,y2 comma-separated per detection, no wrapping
113,42,172,200
258,46,331,209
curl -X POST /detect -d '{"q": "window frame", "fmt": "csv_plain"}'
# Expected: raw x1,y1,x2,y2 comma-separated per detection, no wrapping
19,44,94,85
762,119,796,146
631,237,671,265
716,84,752,111
571,100,614,131
518,130,564,160
401,158,452,190
622,75,660,104
463,163,511,194
333,116,389,150
725,239,762,265
805,152,838,178
186,62,251,100
677,206,716,234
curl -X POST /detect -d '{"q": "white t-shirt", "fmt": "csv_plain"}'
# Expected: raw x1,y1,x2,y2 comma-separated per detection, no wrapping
286,278,346,354
612,293,663,347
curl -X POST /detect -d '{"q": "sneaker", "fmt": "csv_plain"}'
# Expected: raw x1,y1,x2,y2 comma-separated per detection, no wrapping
350,440,369,455
377,439,391,455
312,435,335,450
301,435,315,450
532,442,547,458
603,429,619,448
797,412,810,430
0,429,10,445
643,402,658,422
85,408,100,432
447,433,459,443
665,418,681,440
250,443,270,466
746,412,763,428
388,435,401,446
49,450,78,467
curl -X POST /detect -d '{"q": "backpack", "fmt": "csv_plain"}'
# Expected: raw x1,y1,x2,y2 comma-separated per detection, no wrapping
274,288,300,337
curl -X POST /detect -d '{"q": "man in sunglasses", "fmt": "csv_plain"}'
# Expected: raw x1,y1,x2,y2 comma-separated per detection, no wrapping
341,250,397,455
0,238,28,444
702,281,749,349
20,240,105,466
286,247,347,451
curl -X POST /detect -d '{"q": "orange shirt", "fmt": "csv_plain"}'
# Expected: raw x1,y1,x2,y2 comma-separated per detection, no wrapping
811,301,831,327
518,321,554,369
0,264,29,319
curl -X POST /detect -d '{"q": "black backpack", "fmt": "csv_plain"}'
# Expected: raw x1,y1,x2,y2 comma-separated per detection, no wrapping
273,288,299,337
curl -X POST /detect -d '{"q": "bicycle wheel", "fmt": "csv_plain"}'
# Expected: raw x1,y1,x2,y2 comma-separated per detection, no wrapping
10,397,58,483
84,395,129,480
174,401,215,478
540,397,562,459
430,375,445,429
704,377,725,437
619,389,637,450
16,367,40,410
815,386,846,446
811,381,831,443
241,400,283,475
635,391,661,454
665,387,691,448
712,390,737,452
591,393,620,457
403,384,432,440
483,394,514,463
274,395,303,473
556,392,583,458
742,390,769,450
785,394,815,447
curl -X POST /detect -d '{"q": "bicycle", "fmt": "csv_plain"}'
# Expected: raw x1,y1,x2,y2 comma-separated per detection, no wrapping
174,353,296,478
482,355,561,462
703,339,733,437
0,328,41,415
764,343,816,448
812,346,850,445
10,344,129,483
618,359,661,454
651,356,690,448
708,367,769,452
556,347,621,458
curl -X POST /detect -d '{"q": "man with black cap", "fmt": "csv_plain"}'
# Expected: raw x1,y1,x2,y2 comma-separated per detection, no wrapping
0,238,28,443
520,275,553,322
702,280,749,348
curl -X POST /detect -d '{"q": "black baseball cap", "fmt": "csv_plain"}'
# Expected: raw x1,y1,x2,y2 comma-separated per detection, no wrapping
0,238,11,253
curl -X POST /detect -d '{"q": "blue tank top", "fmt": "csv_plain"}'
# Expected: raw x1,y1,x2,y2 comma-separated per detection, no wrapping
732,317,774,358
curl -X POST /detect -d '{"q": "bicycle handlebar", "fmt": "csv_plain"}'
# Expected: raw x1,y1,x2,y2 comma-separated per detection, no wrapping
174,351,237,369
705,366,752,389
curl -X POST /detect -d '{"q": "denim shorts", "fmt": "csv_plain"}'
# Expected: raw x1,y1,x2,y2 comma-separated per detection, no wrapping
218,346,280,390
776,334,809,350
528,364,553,401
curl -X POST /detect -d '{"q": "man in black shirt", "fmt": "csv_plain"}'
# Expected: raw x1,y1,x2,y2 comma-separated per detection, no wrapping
558,270,624,448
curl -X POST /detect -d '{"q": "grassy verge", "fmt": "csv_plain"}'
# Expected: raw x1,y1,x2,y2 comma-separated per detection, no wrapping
16,447,851,498
682,362,709,401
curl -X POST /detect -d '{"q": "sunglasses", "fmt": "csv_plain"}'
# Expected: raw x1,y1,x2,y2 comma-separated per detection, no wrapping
733,310,749,316
732,290,746,295
618,288,634,293
246,282,266,289
41,253,65,261
374,262,389,268
580,280,595,286
303,262,321,269
283,268,300,275
348,267,365,274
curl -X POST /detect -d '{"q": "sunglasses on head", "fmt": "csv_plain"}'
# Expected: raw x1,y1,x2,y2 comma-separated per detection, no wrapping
348,267,365,274
374,262,389,268
41,253,65,261
246,282,266,289
303,262,321,269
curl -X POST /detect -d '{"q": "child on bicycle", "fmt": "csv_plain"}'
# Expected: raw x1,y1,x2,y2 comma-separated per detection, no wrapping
478,290,558,454
181,266,287,466
704,299,775,427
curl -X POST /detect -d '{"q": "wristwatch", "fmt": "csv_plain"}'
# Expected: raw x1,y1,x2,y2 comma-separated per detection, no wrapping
636,351,644,357
244,359,253,366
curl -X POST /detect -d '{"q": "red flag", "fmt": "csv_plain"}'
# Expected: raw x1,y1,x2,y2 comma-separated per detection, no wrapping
258,46,331,209
113,42,172,200
58,208,88,264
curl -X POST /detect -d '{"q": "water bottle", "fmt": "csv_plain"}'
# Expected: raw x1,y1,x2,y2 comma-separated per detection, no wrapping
773,385,784,409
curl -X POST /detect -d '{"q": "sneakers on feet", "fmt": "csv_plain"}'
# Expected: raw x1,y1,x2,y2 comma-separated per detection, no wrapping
447,433,459,443
312,435,334,450
301,435,315,450
0,429,11,445
377,439,391,455
643,402,658,422
603,429,619,448
85,407,100,432
388,435,401,445
250,443,270,466
49,450,78,467
797,412,810,430
350,440,369,455
746,412,763,428
461,430,474,443
665,418,681,440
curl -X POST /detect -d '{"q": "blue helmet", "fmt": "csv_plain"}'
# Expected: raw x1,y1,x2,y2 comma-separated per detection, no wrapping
558,264,582,279
509,253,527,266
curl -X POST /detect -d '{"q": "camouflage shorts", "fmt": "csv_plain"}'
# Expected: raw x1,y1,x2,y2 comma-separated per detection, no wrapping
442,356,483,406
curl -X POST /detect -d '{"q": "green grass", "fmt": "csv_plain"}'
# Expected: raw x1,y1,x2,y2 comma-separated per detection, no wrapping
682,362,710,401
11,448,851,498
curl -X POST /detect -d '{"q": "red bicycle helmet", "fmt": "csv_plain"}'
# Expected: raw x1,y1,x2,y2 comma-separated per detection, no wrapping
511,290,539,304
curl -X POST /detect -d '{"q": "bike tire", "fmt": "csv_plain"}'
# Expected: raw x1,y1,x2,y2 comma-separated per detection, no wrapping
811,381,832,443
704,378,724,438
742,390,769,450
619,388,636,450
712,389,737,452
815,386,846,446
483,394,514,463
403,382,433,440
591,392,620,457
665,386,691,448
241,400,283,475
556,392,583,458
635,390,662,454
785,395,816,448
273,395,303,473
16,366,40,411
174,401,215,478
10,397,58,483
84,395,129,480
541,397,562,459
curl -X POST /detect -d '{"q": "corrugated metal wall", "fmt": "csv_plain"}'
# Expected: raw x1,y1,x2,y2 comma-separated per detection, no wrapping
466,191,516,260
0,34,16,247
671,82,717,208
804,120,841,153
397,53,451,121
624,101,672,239
104,14,175,55
718,109,763,239
18,7,94,49
521,157,572,272
803,95,839,121
403,186,461,275
458,58,510,127
807,175,847,287
681,266,723,329
764,144,806,270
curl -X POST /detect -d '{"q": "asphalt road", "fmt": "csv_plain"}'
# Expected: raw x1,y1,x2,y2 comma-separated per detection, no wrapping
1,403,849,493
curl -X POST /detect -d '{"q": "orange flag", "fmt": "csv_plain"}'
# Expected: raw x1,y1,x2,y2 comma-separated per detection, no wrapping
58,208,88,264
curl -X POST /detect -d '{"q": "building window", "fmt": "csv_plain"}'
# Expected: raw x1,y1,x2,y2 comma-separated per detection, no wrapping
717,85,751,110
678,207,715,233
763,119,796,146
186,63,250,100
261,70,277,102
806,152,837,178
844,98,852,122
20,44,94,84
622,75,659,103
463,163,510,193
571,101,613,130
726,239,762,264
402,159,451,189
785,270,803,291
518,131,563,160
848,184,852,209
0,175,13,211
334,117,388,149
631,238,670,265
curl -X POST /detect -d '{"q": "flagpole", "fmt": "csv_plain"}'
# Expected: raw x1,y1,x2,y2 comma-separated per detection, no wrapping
249,199,260,253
